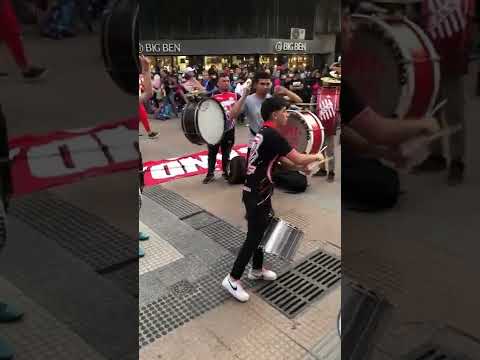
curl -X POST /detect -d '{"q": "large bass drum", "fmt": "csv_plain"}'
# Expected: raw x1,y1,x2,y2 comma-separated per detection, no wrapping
101,0,139,95
344,14,440,118
181,98,226,145
278,110,325,154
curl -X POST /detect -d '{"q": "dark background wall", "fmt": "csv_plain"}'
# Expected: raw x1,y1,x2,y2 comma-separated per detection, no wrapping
140,0,340,40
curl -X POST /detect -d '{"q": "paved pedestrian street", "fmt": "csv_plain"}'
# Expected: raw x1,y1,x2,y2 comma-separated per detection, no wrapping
138,118,341,360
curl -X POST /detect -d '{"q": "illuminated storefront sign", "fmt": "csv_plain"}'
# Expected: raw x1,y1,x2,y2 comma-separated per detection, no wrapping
140,42,182,54
274,41,307,52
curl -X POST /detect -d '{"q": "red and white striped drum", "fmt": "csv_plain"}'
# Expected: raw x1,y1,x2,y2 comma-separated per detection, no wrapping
344,14,440,118
317,85,341,136
279,110,325,154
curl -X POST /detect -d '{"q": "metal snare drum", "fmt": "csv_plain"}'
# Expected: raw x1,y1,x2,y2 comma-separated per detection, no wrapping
260,217,304,262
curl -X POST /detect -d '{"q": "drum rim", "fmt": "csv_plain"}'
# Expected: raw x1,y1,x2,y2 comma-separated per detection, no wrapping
270,216,302,231
350,14,439,118
351,14,414,117
182,101,204,145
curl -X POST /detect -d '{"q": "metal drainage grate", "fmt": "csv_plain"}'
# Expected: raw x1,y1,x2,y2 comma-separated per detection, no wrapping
143,186,203,219
257,250,341,318
182,211,220,230
404,344,471,360
9,192,137,272
199,220,246,252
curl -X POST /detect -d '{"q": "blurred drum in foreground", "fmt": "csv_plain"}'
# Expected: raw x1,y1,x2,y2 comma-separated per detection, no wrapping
344,14,440,118
101,0,139,95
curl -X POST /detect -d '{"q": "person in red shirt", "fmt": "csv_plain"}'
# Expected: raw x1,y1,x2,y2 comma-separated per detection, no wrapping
203,74,239,183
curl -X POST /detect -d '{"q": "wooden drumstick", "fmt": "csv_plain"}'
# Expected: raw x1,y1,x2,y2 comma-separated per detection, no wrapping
304,156,335,176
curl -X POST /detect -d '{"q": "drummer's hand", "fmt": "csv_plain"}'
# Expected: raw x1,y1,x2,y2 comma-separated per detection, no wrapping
316,153,325,162
139,55,150,73
420,117,440,135
274,86,288,96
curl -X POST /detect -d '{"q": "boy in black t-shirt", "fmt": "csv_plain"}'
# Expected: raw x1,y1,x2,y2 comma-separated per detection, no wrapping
222,96,325,302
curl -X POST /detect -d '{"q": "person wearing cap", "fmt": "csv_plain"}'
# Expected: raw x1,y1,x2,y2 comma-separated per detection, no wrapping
181,67,205,94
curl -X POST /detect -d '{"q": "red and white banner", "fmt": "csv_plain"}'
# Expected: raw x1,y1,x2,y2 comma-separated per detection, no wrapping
9,118,139,196
143,144,248,187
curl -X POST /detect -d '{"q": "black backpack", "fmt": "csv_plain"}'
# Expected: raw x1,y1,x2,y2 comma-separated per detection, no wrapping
227,156,246,184
342,156,400,211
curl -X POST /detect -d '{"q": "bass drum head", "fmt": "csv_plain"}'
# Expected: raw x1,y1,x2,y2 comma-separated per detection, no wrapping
101,0,139,95
344,16,403,117
196,99,225,145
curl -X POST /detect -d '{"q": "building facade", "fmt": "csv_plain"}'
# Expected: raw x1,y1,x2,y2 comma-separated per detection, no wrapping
140,0,340,71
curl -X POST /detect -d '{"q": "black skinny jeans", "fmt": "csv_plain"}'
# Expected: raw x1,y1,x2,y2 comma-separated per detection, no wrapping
207,128,235,175
230,192,272,280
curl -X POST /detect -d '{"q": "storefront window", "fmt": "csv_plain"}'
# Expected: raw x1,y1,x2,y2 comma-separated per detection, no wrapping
288,55,312,70
145,56,177,72
259,55,275,66
176,56,189,72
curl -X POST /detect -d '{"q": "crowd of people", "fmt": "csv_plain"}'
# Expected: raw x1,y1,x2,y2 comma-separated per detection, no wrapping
140,62,330,121
138,54,340,302
8,0,108,40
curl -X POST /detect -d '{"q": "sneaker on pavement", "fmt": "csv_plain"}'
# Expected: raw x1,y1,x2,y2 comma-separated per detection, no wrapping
139,246,145,258
203,173,214,184
222,274,250,302
222,172,229,180
327,171,335,183
413,154,447,173
313,168,327,177
139,232,150,241
22,66,47,81
148,131,159,139
247,268,277,281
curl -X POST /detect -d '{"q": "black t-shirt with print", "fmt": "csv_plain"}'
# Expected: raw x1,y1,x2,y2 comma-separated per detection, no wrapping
244,126,292,202
340,81,366,124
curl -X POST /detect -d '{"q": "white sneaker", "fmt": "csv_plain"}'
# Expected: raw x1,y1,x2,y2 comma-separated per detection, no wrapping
247,268,277,281
222,274,250,302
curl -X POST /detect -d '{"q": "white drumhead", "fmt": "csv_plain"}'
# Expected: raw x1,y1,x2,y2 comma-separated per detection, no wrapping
196,99,225,145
